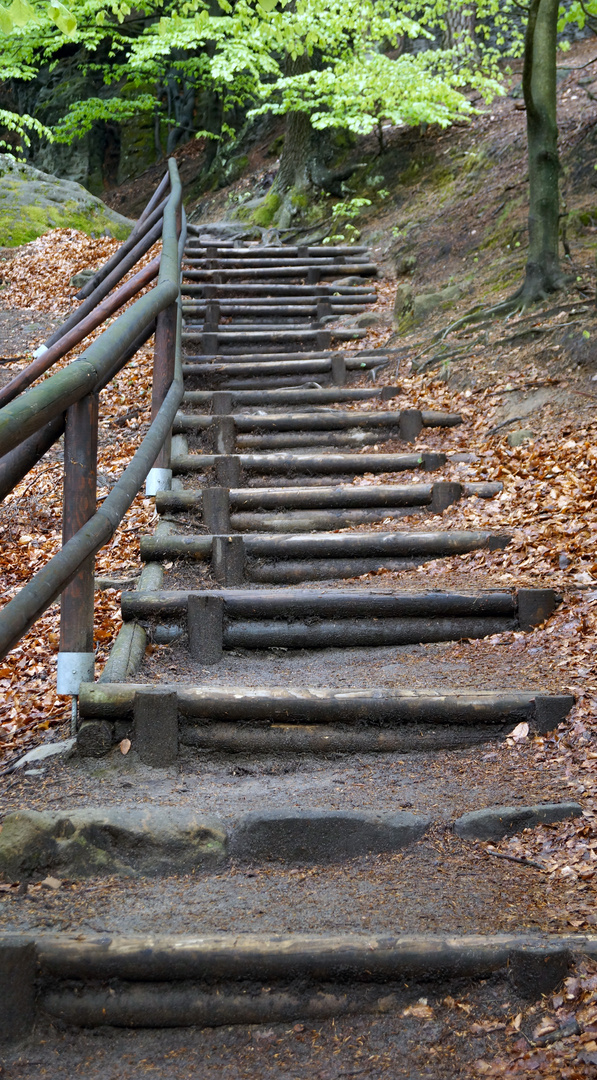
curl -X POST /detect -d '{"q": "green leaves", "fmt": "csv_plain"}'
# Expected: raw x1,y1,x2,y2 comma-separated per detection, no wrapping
48,0,76,34
0,6,14,32
257,0,278,12
0,0,76,34
9,0,36,27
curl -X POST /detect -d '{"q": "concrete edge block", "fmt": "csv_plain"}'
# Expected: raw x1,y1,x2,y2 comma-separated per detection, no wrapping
453,802,583,841
229,809,432,863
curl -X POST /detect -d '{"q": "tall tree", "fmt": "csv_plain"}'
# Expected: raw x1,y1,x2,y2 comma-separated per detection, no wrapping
518,0,564,304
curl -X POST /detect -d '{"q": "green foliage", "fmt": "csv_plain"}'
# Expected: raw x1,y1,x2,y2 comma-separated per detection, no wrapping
1,0,595,181
53,94,157,141
251,51,499,140
323,196,371,244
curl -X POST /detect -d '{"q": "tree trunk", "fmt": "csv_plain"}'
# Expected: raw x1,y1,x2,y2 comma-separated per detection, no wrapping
441,5,476,50
274,53,313,194
521,0,565,301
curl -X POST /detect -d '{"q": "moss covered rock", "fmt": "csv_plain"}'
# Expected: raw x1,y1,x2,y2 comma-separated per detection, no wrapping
0,807,228,878
0,159,133,247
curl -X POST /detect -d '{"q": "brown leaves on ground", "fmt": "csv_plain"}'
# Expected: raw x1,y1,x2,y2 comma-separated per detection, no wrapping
0,229,158,759
473,958,597,1079
1,228,120,315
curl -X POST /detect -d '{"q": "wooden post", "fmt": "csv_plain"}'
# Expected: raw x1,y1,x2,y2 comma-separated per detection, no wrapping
399,409,423,442
215,455,242,487
134,688,178,766
146,300,177,495
331,355,347,386
57,392,98,703
203,487,231,532
188,594,224,663
213,536,245,585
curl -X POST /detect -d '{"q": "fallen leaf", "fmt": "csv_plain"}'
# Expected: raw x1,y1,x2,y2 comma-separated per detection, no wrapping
508,721,529,742
41,876,61,890
120,738,131,755
403,1002,434,1019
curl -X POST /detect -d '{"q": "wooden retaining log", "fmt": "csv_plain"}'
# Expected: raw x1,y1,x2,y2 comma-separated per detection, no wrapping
172,409,462,432
171,451,446,476
179,723,508,753
182,304,371,318
229,433,396,451
243,558,440,582
181,359,378,383
183,257,374,270
121,587,521,620
35,931,587,988
237,451,446,473
184,244,370,257
155,482,502,514
183,253,371,264
182,295,377,306
225,508,424,530
186,350,389,361
220,617,515,649
183,359,333,377
78,682,574,731
181,284,377,297
42,984,397,1029
182,387,401,406
139,529,511,562
182,264,377,280
181,329,366,344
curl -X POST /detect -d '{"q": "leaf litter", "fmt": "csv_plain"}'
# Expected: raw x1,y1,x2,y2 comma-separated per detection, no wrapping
0,183,597,1076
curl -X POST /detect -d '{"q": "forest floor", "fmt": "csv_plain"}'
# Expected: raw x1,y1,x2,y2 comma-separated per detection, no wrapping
3,37,597,1079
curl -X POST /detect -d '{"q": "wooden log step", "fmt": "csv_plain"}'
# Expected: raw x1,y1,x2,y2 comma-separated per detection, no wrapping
182,283,377,297
183,257,371,269
124,587,557,657
182,387,401,406
32,930,593,991
173,409,462,433
185,350,387,363
182,305,369,318
214,377,336,390
233,432,399,451
139,529,511,564
204,615,519,650
79,682,573,732
183,359,332,377
182,264,377,280
243,559,449,582
182,294,377,306
181,329,366,343
156,482,500,514
157,486,498,531
183,324,335,334
184,244,369,256
123,586,555,621
171,451,446,475
233,509,421,530
181,357,381,377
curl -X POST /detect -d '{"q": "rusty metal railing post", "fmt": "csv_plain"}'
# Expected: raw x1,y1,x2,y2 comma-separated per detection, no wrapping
56,391,98,728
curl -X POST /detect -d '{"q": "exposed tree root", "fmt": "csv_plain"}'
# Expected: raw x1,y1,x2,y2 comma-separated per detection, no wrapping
435,271,574,343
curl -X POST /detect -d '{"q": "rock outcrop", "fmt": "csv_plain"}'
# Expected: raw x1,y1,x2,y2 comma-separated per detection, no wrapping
0,159,133,246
